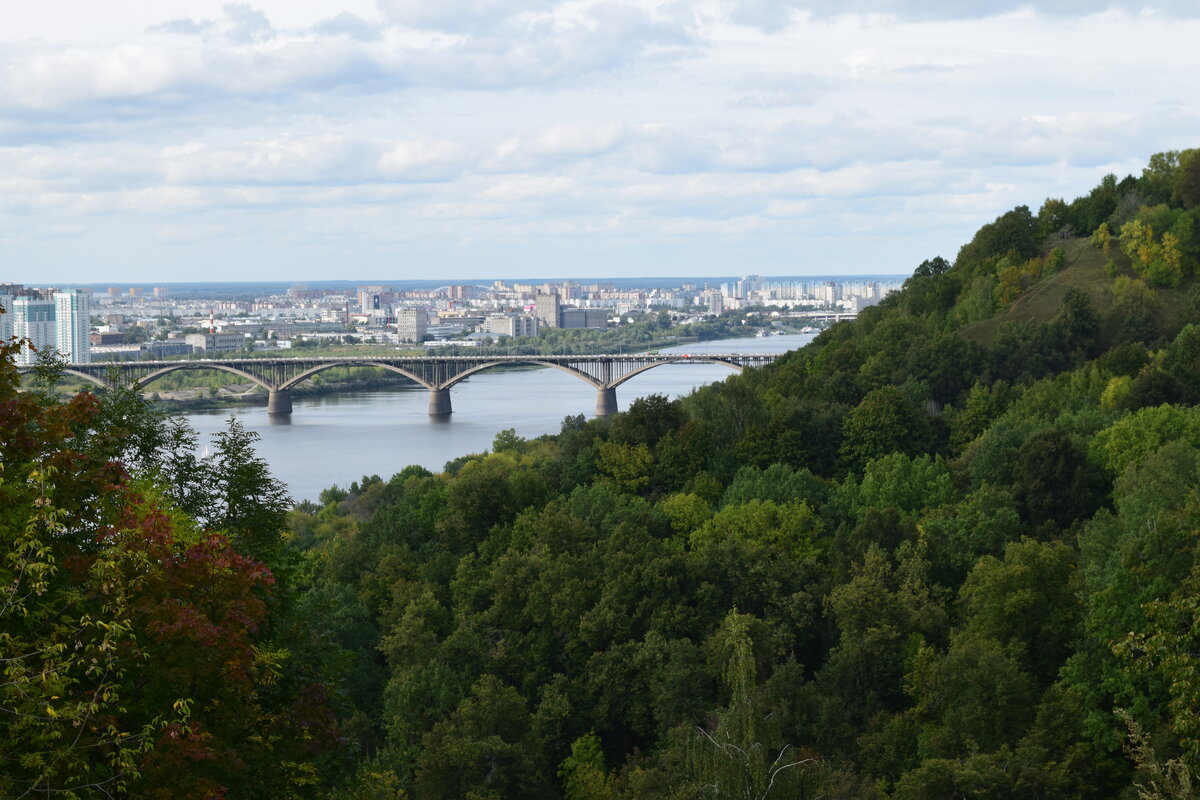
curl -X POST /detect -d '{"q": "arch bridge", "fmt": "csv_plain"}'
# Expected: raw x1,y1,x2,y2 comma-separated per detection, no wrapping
28,353,780,417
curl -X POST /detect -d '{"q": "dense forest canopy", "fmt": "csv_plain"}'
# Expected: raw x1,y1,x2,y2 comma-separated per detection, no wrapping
4,147,1200,798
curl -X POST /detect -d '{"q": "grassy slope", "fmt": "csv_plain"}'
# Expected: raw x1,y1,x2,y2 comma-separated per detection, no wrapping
959,237,1114,345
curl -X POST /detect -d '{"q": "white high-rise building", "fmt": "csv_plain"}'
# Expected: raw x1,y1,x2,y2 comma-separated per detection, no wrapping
12,297,56,366
55,290,91,364
0,292,13,346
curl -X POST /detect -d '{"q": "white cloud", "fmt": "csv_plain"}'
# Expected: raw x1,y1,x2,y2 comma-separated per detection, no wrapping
376,0,561,32
723,0,1200,28
1,2,1199,280
222,2,275,43
313,12,383,42
377,139,467,181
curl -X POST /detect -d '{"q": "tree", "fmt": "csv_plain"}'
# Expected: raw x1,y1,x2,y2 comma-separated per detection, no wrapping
0,383,162,797
1173,150,1200,210
413,675,548,799
610,394,687,448
0,338,337,799
560,732,615,800
691,611,815,799
1053,288,1100,361
839,387,932,474
1011,429,1102,529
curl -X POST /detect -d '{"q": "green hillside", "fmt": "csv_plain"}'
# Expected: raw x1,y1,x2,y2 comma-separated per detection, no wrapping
5,147,1200,800
959,236,1112,344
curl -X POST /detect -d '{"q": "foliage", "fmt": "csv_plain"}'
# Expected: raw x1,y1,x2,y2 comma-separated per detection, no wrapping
22,149,1200,797
280,149,1200,798
0,336,338,798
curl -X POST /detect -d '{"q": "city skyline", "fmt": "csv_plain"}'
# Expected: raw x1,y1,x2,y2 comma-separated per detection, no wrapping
4,1,1199,282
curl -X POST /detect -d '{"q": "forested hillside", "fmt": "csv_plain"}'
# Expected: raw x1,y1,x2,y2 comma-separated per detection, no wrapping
5,148,1200,799
292,148,1200,798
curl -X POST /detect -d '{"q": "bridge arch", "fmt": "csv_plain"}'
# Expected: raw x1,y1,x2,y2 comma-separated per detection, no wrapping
608,356,744,389
15,366,111,390
135,363,276,392
438,359,604,390
62,368,111,389
277,361,435,391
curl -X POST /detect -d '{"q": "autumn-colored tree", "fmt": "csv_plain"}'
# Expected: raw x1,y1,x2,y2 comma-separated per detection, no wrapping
0,335,338,798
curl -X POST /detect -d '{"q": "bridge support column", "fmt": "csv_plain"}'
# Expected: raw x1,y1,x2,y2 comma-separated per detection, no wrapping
428,388,452,416
267,389,293,415
595,387,618,417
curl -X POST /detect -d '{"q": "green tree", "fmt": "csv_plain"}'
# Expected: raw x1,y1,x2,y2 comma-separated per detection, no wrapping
1011,429,1102,529
413,675,549,799
560,732,615,800
839,387,932,474
691,611,815,799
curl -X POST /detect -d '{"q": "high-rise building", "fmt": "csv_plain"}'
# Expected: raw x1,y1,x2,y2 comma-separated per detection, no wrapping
12,297,56,366
534,292,560,328
54,289,92,364
395,309,429,342
0,291,13,345
358,285,393,314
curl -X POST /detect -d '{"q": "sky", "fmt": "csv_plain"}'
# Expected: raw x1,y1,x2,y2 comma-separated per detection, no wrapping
2,1,1198,283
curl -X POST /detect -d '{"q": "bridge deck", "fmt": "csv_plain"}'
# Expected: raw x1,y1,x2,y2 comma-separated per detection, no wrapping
23,352,784,415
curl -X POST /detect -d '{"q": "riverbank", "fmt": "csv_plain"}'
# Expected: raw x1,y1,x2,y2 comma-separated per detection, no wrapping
150,374,416,411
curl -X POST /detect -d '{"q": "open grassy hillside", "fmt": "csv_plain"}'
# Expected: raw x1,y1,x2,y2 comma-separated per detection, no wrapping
960,235,1199,346
959,237,1114,344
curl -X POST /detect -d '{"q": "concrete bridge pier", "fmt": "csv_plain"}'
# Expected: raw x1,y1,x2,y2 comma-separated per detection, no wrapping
267,389,293,415
428,388,452,416
595,387,618,417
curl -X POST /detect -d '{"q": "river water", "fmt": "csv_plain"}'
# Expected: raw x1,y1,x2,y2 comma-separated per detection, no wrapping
179,333,816,500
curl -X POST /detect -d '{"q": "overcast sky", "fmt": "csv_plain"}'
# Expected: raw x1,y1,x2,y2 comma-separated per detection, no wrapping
3,1,1197,283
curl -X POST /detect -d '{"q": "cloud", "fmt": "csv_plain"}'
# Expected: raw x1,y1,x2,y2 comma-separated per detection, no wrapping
489,123,625,171
375,0,560,33
726,0,799,32
4,0,1200,281
733,71,829,107
394,2,699,90
147,17,213,36
722,0,1200,29
222,3,275,43
0,2,699,139
376,140,467,181
314,12,383,42
156,135,472,188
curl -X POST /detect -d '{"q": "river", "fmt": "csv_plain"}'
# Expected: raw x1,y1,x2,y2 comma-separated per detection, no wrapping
179,332,816,500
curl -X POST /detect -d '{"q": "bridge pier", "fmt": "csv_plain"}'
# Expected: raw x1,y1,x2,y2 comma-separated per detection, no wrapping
595,387,618,417
267,389,293,415
428,388,452,416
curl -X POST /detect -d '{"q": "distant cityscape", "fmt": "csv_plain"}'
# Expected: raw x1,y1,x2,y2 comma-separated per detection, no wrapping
1,276,902,365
